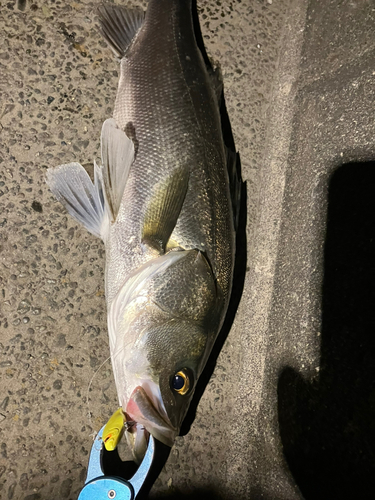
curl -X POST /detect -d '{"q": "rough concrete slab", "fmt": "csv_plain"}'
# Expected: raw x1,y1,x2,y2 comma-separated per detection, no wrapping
0,1,295,498
275,1,375,498
3,0,374,499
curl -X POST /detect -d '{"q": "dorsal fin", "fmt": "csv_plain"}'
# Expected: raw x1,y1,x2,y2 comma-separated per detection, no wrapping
98,4,145,58
226,146,241,231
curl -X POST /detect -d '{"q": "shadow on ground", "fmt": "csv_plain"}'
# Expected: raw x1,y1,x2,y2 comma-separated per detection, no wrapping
278,162,375,499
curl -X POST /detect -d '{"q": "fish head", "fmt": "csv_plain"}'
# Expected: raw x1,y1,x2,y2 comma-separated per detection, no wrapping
109,250,223,459
124,319,208,447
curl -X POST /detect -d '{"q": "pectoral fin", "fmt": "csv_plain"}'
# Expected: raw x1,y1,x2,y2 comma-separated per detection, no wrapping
142,168,190,253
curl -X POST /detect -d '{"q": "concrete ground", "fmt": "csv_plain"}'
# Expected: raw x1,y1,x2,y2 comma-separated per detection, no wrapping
1,0,375,499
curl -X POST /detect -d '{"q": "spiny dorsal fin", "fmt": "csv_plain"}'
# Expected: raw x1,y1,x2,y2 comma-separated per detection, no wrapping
98,4,145,58
209,64,223,103
101,118,135,221
226,146,241,231
142,167,190,254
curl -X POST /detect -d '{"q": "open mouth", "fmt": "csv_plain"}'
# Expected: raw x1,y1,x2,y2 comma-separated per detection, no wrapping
125,385,177,448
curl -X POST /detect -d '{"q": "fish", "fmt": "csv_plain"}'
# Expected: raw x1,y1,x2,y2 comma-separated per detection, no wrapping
46,0,240,461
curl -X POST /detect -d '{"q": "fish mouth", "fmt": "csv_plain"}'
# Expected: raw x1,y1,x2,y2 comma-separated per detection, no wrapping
125,385,177,448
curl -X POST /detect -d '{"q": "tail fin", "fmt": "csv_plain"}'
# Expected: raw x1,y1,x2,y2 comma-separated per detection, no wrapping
97,4,145,58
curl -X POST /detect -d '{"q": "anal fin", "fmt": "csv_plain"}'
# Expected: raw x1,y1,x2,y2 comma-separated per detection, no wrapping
46,161,109,240
142,168,190,254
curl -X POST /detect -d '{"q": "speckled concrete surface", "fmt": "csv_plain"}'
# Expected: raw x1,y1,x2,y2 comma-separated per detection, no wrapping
229,0,375,497
0,1,296,498
274,2,375,499
11,0,375,498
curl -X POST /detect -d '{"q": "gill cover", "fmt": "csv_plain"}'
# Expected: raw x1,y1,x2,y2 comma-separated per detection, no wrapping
109,249,221,445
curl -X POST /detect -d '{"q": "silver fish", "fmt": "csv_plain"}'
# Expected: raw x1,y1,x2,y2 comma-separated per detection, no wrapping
46,0,239,460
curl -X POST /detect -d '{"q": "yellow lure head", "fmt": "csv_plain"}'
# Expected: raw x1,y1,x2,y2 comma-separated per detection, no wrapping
102,407,126,451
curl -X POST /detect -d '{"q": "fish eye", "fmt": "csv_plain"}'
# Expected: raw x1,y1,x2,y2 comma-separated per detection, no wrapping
172,369,191,395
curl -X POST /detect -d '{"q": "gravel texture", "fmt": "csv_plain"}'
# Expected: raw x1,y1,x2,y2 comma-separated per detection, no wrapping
2,0,296,498
3,0,374,499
